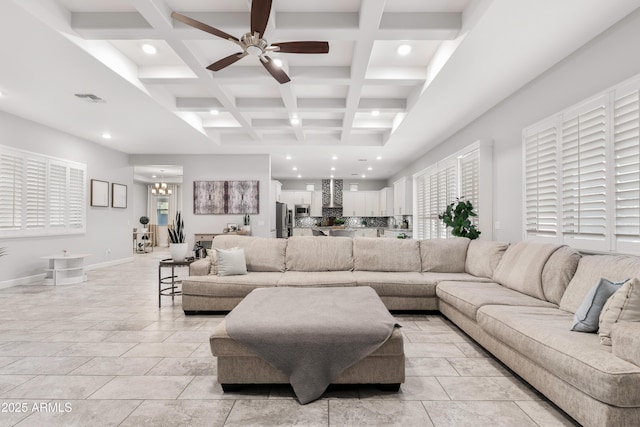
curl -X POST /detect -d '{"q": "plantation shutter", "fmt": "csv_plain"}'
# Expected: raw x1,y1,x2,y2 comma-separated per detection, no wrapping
414,168,430,239
438,160,457,238
25,158,47,231
613,82,640,253
524,120,558,239
561,96,608,250
0,151,24,231
48,162,67,229
68,166,86,230
460,150,480,230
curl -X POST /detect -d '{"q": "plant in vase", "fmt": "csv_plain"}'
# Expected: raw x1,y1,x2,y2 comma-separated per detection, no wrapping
168,211,188,261
139,216,150,231
438,197,481,239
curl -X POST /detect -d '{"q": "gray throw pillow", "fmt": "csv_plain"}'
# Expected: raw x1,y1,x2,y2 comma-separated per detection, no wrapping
216,248,248,276
571,278,628,332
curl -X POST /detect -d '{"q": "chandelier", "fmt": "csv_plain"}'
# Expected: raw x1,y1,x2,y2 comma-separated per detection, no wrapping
151,182,172,195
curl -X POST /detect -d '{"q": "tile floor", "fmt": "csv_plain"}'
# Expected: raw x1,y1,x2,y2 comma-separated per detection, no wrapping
0,250,579,426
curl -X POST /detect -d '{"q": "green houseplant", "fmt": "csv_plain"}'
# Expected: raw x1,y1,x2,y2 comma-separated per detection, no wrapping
168,211,188,261
438,198,481,239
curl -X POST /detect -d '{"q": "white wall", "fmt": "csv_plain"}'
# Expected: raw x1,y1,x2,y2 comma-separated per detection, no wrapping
130,154,272,244
390,8,640,243
0,111,134,284
279,179,388,191
132,182,148,227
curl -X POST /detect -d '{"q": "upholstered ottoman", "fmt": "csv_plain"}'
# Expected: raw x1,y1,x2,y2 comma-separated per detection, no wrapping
209,287,405,403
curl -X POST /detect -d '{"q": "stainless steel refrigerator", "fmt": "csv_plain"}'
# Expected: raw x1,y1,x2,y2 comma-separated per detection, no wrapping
275,202,292,238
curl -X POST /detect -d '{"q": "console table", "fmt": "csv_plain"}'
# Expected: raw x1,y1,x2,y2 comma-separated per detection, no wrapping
41,253,90,285
158,258,194,307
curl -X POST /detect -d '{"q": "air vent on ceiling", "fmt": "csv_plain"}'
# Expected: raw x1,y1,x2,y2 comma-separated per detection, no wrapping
74,93,106,103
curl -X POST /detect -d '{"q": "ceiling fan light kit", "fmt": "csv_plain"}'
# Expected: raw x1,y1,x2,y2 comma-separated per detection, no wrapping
171,0,329,84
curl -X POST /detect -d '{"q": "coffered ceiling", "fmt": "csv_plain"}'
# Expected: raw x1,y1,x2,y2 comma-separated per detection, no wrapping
0,1,638,180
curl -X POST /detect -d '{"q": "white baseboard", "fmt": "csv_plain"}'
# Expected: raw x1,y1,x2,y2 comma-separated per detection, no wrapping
0,273,46,289
0,257,134,289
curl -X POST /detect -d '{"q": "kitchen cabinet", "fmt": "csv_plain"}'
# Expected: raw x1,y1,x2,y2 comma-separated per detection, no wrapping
272,180,282,202
310,191,323,217
379,187,394,216
343,191,379,217
364,191,379,217
280,190,311,208
393,178,412,216
342,191,359,217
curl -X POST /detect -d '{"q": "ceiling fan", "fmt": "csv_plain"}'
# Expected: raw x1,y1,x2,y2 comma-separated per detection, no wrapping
171,0,329,84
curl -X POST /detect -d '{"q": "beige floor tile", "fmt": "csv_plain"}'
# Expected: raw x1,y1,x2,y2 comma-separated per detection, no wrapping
119,399,233,427
0,400,42,426
189,343,215,358
102,330,174,343
404,343,467,358
47,330,115,343
0,356,91,375
224,399,328,427
437,376,540,401
163,330,213,343
3,375,112,399
92,320,156,331
330,400,434,427
405,357,459,377
359,376,450,401
0,342,73,357
447,357,512,377
453,341,491,358
178,376,269,400
14,400,142,427
405,330,471,343
146,357,216,376
424,401,537,427
121,342,199,358
70,357,162,376
89,375,193,400
0,375,35,395
0,357,21,368
515,401,579,426
53,342,137,357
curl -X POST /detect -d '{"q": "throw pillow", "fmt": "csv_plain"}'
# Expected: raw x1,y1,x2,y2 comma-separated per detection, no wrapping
571,278,628,332
216,248,248,276
598,278,640,345
207,250,218,275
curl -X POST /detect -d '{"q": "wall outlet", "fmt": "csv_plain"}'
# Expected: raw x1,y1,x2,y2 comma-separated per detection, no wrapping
494,221,501,230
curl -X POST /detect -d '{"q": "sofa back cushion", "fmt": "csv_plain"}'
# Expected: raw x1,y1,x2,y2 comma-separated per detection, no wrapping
420,238,470,273
353,237,421,272
541,245,581,305
560,254,640,313
212,235,286,272
286,236,354,271
465,240,509,279
493,242,563,300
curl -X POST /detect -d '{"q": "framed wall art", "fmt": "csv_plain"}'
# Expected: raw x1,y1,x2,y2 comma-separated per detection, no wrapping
90,179,109,207
111,183,127,208
193,180,259,215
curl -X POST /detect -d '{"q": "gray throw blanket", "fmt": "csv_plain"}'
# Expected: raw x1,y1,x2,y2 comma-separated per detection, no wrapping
224,286,398,404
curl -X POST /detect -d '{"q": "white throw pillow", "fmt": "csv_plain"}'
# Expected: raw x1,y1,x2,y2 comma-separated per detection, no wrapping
216,248,248,276
598,278,640,345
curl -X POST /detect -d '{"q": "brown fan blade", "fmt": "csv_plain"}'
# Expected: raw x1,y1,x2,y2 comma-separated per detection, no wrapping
271,41,329,54
261,56,290,84
207,52,248,71
250,0,272,38
171,12,239,42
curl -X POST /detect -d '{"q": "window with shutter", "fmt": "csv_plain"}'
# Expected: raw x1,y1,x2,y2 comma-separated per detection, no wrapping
0,145,87,237
413,142,488,240
523,73,640,255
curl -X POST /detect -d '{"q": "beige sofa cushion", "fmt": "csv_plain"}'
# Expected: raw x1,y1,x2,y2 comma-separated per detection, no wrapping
612,322,640,366
464,240,509,279
212,235,286,272
541,245,581,305
477,305,640,407
277,271,355,287
181,273,281,297
353,238,420,272
436,281,556,320
353,271,435,297
285,236,354,271
559,254,640,314
420,238,470,273
493,242,562,300
421,272,493,284
599,278,640,345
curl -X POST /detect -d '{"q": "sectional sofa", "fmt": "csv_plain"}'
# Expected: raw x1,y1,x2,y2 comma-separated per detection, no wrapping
183,235,640,427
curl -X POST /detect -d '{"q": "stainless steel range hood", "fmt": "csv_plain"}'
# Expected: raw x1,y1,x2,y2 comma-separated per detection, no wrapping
322,178,342,208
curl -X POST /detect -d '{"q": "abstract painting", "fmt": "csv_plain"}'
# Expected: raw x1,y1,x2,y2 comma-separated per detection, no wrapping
193,180,259,215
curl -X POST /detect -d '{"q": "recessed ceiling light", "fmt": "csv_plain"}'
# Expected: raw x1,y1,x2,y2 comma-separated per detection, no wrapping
361,174,366,178
376,156,382,160
151,175,157,178
397,44,412,56
330,174,334,178
290,117,300,125
331,156,338,160
273,58,283,68
367,167,373,171
297,174,302,178
141,44,157,55
285,155,292,160
209,109,219,115
292,167,298,171
0,90,4,97
371,110,380,117
330,167,335,171
101,132,112,140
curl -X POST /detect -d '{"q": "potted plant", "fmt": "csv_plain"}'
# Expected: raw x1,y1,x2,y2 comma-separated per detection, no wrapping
332,218,345,229
139,216,150,232
168,211,188,261
438,197,481,239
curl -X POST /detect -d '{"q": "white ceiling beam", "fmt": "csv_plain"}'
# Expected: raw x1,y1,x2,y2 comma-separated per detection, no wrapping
176,97,224,110
236,98,285,109
358,98,406,109
278,83,305,141
298,98,346,110
340,0,387,143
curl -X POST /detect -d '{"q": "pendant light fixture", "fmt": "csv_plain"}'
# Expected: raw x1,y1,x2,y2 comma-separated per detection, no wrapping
151,170,172,196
